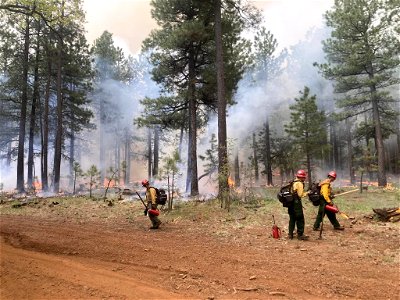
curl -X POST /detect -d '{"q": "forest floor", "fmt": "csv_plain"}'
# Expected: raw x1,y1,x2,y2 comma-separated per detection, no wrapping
0,186,399,300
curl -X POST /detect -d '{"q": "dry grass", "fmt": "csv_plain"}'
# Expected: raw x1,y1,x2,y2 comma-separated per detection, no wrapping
1,186,399,229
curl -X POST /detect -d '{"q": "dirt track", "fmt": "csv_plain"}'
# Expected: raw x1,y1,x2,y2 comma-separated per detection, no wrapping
1,212,399,300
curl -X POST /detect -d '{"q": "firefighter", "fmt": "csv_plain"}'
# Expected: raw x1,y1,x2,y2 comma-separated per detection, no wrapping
313,171,344,231
142,179,162,229
288,170,310,240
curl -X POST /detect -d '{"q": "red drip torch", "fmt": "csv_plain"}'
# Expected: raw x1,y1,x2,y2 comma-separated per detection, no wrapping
148,209,160,216
325,204,339,214
272,215,281,239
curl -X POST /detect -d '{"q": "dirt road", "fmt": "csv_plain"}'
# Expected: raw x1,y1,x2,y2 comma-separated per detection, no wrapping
1,213,399,299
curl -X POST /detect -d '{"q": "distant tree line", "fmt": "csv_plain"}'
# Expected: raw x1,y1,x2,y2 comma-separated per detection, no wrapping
0,0,398,197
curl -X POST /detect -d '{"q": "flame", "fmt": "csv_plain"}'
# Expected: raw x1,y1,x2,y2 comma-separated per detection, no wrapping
104,179,116,188
228,176,235,188
384,183,395,191
33,181,42,191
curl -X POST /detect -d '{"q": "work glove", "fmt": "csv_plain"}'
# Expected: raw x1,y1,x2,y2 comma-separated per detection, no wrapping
144,209,148,216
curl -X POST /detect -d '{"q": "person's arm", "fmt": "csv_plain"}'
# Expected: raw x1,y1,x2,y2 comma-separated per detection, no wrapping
320,183,332,203
293,181,308,198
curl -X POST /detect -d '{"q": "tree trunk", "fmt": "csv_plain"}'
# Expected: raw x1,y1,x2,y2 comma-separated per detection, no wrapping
7,142,11,166
234,150,240,187
264,117,273,186
27,32,40,189
69,121,75,187
306,152,312,187
188,47,199,196
331,120,339,170
215,0,228,202
147,127,152,180
178,126,184,159
345,118,355,184
153,126,159,177
124,129,130,185
371,86,387,186
253,133,259,183
53,1,65,193
99,97,105,183
16,15,30,193
41,57,51,191
115,131,120,180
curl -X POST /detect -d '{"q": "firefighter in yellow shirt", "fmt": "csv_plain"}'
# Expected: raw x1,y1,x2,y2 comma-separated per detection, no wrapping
288,170,310,240
313,171,344,231
142,179,162,229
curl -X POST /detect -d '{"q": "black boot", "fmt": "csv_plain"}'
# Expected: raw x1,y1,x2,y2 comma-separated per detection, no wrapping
297,234,309,240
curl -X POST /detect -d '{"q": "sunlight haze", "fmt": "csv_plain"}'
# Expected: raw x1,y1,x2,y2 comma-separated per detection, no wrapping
83,0,334,54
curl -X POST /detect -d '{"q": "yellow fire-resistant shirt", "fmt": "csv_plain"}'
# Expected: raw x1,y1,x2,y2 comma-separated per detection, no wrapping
146,187,157,205
292,180,308,198
319,179,332,203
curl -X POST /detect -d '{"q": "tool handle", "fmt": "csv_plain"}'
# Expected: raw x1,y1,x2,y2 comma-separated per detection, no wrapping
334,189,359,197
135,191,148,209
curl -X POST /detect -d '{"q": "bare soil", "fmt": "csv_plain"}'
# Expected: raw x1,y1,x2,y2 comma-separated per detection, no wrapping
1,198,399,300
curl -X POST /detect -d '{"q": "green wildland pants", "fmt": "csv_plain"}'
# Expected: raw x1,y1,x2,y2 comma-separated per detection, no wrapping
288,198,305,236
149,214,161,228
314,201,341,229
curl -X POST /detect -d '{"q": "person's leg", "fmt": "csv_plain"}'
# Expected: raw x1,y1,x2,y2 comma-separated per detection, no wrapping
294,201,304,235
326,211,343,229
313,202,325,230
294,201,308,240
288,206,295,239
149,215,161,229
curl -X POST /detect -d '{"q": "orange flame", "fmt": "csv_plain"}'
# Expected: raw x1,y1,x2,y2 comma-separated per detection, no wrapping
104,179,116,188
228,176,235,188
33,181,42,191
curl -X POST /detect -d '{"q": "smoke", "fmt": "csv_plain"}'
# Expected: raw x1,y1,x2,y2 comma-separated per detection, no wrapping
79,53,161,177
1,1,338,192
83,0,157,55
258,0,334,52
196,1,335,190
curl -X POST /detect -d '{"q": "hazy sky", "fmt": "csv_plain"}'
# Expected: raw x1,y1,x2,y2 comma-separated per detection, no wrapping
82,0,334,55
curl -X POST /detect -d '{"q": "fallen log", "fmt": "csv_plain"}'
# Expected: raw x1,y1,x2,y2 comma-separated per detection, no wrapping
372,207,400,222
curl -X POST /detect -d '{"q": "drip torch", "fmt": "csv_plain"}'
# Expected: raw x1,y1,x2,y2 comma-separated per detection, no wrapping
272,215,281,239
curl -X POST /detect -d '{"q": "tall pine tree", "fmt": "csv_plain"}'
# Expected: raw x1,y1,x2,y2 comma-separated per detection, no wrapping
285,86,327,186
317,0,400,186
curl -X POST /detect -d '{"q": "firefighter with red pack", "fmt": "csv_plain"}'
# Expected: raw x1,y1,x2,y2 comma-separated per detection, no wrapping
142,179,162,229
313,171,344,231
288,170,310,240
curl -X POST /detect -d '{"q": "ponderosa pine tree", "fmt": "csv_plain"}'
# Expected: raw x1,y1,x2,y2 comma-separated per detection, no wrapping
140,0,261,196
91,31,133,183
317,0,400,186
1,0,94,193
248,27,286,186
285,86,328,186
